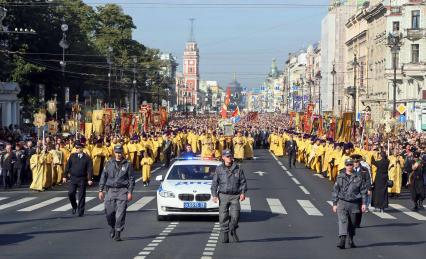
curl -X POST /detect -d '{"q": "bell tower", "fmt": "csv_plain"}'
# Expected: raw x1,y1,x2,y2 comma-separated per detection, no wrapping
182,18,199,108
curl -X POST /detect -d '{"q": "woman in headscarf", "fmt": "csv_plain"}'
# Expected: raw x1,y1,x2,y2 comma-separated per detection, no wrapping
371,151,390,212
408,152,425,211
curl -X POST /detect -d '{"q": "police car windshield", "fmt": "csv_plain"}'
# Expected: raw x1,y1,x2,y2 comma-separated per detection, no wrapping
167,165,217,180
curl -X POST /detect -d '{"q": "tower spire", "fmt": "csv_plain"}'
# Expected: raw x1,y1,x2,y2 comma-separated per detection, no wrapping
189,18,195,42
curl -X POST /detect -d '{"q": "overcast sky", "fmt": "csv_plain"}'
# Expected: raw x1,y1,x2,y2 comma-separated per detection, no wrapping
87,0,329,89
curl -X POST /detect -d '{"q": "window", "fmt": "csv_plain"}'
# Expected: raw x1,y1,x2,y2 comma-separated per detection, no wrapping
392,21,400,32
411,44,419,63
412,10,420,29
189,68,193,73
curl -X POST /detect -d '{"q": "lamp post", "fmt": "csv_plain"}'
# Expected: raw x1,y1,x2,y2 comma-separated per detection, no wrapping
300,74,305,111
107,46,113,100
387,32,402,117
316,72,322,115
59,20,69,118
132,56,137,112
352,53,359,121
331,61,337,115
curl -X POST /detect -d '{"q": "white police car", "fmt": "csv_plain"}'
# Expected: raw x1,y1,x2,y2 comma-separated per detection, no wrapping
155,158,221,221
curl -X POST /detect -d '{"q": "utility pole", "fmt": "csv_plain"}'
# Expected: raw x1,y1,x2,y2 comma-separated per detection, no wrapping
59,20,69,118
132,56,137,112
316,72,322,115
352,53,359,121
107,46,113,101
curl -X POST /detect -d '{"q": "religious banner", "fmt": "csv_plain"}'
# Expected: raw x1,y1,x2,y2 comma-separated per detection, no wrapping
160,107,168,128
84,122,93,139
129,114,139,136
46,99,57,116
47,120,58,134
103,108,113,135
33,112,46,128
92,110,104,135
120,113,132,136
304,103,315,133
152,112,161,127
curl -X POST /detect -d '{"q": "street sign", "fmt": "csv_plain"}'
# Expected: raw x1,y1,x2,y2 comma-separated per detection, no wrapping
399,114,406,123
397,104,406,115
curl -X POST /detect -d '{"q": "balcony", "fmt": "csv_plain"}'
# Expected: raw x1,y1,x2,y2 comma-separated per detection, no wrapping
405,28,426,41
402,63,426,77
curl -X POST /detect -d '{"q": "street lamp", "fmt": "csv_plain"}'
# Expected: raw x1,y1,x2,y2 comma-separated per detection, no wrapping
59,20,69,118
387,32,403,117
300,74,305,111
352,53,359,121
331,61,337,115
107,46,113,100
315,72,322,115
132,56,137,112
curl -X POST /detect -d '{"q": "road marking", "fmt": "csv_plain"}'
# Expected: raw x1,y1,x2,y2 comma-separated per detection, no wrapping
200,223,220,259
291,177,300,185
326,201,396,219
127,196,155,211
0,197,8,201
389,204,426,221
52,197,96,211
281,165,288,171
18,197,67,212
136,167,162,183
240,197,251,213
266,198,287,214
0,197,37,211
299,186,310,195
297,200,323,216
284,170,293,177
88,203,104,212
134,222,179,259
314,174,324,179
277,161,283,166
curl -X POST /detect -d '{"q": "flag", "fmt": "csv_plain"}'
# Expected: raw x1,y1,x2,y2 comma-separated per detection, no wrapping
231,106,241,124
225,87,231,106
220,104,227,119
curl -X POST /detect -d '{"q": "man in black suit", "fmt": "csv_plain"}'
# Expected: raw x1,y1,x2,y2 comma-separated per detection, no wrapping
163,134,172,167
1,144,16,189
285,135,298,169
64,141,93,217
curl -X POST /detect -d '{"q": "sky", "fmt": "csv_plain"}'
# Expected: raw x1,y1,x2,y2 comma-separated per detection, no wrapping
86,0,329,89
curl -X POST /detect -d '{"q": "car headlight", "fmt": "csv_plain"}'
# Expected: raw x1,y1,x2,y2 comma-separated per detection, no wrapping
158,186,175,198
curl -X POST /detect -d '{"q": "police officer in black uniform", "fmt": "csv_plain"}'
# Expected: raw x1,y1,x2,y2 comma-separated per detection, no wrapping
98,144,135,241
332,158,367,249
64,141,93,216
351,154,371,228
285,135,298,168
211,150,248,243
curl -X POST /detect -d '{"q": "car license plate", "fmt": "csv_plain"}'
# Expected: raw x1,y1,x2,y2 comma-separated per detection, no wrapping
184,202,206,209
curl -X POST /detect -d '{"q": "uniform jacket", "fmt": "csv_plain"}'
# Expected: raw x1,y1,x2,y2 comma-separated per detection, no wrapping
332,170,367,206
211,162,247,197
285,140,298,154
99,158,135,193
65,153,93,181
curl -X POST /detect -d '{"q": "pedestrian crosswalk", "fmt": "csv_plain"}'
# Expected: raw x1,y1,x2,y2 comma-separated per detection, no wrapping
1,195,425,222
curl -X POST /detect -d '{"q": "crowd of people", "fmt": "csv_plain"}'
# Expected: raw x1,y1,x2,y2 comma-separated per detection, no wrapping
0,113,424,214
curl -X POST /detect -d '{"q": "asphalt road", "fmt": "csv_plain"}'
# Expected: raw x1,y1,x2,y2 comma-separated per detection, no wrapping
1,149,425,259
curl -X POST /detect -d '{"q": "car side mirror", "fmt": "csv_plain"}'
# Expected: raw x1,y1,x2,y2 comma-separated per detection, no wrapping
155,175,163,181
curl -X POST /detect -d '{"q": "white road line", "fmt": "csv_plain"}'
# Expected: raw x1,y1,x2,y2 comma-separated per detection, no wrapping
136,167,161,183
0,197,37,211
291,177,300,185
277,161,283,166
18,197,67,212
390,204,426,221
285,170,293,177
281,165,288,171
127,196,155,211
200,223,220,259
266,198,287,214
297,200,323,216
0,197,8,201
299,186,310,195
88,203,104,212
52,197,96,211
134,223,179,259
314,174,324,179
240,197,251,213
326,201,396,219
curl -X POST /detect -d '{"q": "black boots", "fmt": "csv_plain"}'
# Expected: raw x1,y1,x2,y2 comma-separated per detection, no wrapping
337,235,346,249
110,228,116,239
348,236,356,248
114,231,122,241
230,229,239,242
221,232,229,243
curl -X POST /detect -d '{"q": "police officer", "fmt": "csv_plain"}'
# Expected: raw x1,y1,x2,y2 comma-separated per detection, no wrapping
332,158,367,249
98,144,135,241
64,141,93,216
211,150,248,243
351,154,371,228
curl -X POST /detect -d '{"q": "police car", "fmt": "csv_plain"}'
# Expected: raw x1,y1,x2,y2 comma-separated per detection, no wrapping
155,158,221,221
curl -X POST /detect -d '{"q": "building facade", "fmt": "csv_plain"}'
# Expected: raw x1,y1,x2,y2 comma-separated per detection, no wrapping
0,82,20,127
